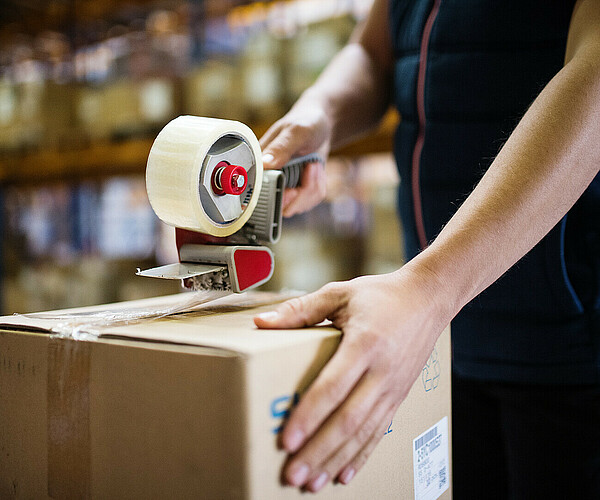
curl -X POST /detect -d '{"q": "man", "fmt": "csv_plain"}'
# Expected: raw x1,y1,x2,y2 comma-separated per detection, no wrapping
254,0,600,496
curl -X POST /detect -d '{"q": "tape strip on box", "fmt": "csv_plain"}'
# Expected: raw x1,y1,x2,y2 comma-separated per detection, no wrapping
47,337,91,498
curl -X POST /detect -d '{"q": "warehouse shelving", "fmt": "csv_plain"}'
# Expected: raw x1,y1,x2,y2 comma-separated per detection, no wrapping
0,110,397,185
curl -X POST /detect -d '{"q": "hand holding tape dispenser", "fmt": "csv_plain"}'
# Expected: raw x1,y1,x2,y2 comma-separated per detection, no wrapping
137,116,322,293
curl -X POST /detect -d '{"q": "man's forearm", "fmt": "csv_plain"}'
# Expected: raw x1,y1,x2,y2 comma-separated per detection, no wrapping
294,42,392,150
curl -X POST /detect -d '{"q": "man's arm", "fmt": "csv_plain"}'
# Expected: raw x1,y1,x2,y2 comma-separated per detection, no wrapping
255,0,600,492
259,0,393,215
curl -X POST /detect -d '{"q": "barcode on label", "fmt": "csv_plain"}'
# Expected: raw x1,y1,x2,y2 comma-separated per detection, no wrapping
415,426,438,451
413,416,449,500
439,466,447,488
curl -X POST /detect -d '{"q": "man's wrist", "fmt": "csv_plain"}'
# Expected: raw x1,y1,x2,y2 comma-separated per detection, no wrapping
294,88,336,123
399,249,466,327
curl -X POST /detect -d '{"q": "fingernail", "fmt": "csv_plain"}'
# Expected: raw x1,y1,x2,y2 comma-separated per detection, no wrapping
308,472,329,492
287,463,309,486
256,311,279,323
338,467,355,485
285,429,304,452
262,153,274,165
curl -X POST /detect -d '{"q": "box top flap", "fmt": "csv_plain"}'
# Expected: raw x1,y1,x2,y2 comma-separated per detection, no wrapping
0,291,340,355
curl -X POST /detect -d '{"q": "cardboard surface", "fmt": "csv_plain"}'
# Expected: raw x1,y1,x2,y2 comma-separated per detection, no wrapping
0,292,452,499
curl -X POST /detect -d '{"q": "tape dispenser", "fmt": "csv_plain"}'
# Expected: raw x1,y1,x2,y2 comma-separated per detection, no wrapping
137,115,321,293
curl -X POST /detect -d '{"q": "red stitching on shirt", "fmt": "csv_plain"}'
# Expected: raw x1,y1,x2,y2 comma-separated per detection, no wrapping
412,0,442,249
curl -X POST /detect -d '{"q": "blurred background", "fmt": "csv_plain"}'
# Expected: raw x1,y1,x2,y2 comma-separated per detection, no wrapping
0,0,402,314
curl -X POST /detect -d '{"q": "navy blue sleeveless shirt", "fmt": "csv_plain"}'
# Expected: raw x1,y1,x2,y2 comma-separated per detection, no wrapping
390,0,600,384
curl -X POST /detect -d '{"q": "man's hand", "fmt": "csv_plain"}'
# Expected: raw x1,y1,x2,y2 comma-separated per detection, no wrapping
260,104,332,217
254,265,451,492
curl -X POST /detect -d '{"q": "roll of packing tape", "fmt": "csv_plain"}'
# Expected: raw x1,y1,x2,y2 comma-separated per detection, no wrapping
146,115,263,237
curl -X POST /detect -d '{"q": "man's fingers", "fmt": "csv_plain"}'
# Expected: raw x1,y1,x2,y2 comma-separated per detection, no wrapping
254,283,345,329
279,335,375,455
336,407,396,486
282,188,300,213
261,127,310,170
307,402,395,492
259,121,283,152
283,372,388,489
282,162,326,217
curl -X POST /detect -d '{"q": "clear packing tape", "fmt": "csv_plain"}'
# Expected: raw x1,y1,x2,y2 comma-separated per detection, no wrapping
19,290,233,340
13,290,304,341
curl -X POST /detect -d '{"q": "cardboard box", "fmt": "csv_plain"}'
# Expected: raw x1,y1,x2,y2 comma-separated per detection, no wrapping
0,292,451,499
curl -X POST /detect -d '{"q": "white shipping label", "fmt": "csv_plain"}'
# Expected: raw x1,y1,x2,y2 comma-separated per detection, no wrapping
413,416,450,500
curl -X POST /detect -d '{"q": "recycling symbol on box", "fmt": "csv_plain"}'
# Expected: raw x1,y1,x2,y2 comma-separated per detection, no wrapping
422,347,441,392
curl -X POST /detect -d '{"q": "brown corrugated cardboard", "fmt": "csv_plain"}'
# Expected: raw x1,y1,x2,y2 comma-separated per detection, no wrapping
0,292,451,499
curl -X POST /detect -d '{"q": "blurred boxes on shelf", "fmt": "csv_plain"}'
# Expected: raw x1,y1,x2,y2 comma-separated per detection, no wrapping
0,77,178,151
77,78,177,142
76,86,108,141
4,177,156,263
285,16,355,101
0,80,44,152
183,60,246,121
2,257,179,315
239,31,286,124
357,154,404,274
0,0,365,153
0,292,452,499
363,182,404,275
2,177,180,314
267,225,364,293
41,82,80,149
101,81,142,138
265,154,403,293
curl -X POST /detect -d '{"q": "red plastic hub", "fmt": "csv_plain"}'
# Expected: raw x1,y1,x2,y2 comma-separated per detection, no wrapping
211,161,248,196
